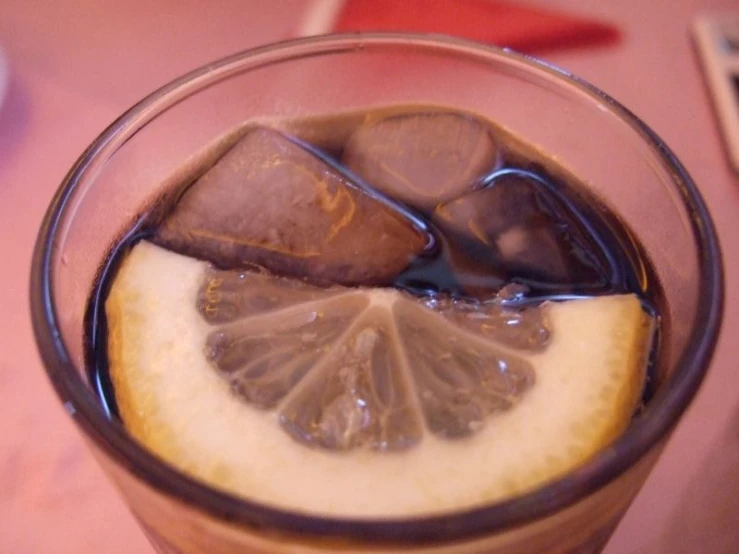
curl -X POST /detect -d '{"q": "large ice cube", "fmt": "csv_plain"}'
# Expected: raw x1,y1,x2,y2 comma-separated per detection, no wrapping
434,171,610,290
342,111,498,211
154,127,429,285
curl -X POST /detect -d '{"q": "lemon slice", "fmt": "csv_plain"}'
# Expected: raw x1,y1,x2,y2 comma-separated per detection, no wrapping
106,241,654,517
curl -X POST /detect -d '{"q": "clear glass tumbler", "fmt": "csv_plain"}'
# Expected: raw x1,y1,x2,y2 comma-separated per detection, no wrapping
30,34,723,554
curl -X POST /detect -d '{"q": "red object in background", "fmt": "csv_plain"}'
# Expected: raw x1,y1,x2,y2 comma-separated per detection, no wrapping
333,0,620,54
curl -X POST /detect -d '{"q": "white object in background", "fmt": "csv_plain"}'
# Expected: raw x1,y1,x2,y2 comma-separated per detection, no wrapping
297,0,346,36
693,14,739,175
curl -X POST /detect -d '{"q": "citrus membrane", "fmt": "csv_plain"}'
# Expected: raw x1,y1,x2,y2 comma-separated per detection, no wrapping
106,241,654,517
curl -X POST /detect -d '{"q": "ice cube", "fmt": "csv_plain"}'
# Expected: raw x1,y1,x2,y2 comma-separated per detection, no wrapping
342,111,498,211
154,127,429,285
434,171,609,289
494,224,569,281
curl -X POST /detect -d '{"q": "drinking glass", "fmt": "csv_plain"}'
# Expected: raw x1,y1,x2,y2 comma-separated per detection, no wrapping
30,34,723,554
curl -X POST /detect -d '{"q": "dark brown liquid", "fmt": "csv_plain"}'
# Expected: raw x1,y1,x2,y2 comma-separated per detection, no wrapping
85,105,661,421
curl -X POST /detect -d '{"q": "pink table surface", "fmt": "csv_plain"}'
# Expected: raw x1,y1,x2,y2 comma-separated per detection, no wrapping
1,1,737,552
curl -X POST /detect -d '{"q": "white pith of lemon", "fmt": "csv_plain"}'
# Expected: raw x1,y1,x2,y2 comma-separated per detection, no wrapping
106,241,654,517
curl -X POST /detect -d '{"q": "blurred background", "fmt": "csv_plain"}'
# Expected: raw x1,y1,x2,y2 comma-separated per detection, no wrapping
1,1,737,552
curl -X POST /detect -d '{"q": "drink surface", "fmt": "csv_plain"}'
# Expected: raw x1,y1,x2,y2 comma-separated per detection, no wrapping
88,104,659,517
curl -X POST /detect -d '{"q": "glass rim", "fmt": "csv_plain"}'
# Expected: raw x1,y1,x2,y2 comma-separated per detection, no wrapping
30,32,724,545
